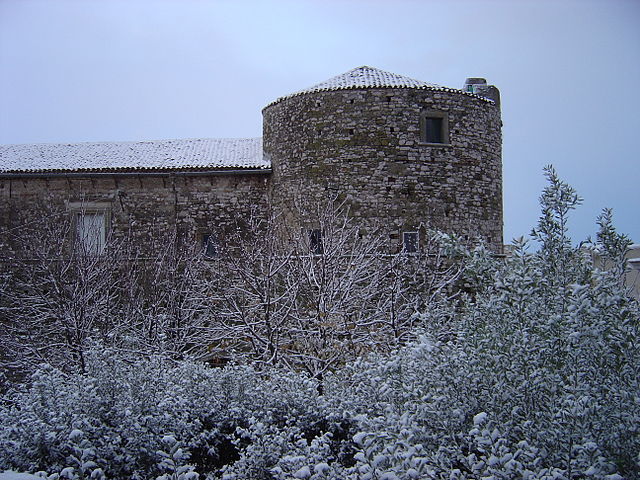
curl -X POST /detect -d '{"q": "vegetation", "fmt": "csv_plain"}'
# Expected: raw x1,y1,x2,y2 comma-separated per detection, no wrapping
0,167,638,479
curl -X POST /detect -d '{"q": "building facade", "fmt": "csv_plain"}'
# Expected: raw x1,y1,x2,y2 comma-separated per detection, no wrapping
0,66,503,254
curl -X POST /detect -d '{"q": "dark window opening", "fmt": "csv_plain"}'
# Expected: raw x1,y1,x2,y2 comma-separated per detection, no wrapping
424,117,443,143
348,128,354,135
420,112,448,144
403,231,418,253
202,234,218,258
309,229,323,255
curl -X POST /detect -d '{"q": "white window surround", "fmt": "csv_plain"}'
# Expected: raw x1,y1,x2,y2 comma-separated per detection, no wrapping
67,202,111,255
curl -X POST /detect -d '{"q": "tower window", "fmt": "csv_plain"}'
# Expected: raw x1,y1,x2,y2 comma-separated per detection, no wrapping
309,229,323,255
420,111,449,144
402,231,419,253
424,117,443,143
202,233,218,258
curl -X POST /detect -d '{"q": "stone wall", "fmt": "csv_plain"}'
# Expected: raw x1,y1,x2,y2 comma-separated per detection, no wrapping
1,86,503,256
0,172,270,254
263,87,503,252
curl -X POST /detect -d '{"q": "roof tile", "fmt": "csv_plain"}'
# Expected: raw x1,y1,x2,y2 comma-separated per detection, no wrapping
266,65,474,106
0,137,268,174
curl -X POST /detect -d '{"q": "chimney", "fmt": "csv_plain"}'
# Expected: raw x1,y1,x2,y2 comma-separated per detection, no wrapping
464,78,500,108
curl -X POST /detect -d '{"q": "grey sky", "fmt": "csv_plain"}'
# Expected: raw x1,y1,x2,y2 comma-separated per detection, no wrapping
1,0,638,244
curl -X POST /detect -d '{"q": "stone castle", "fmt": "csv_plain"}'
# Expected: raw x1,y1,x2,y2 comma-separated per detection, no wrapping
0,66,502,254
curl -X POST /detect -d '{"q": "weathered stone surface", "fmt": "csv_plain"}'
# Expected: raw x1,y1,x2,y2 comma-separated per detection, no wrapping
264,86,503,252
0,173,269,249
1,73,502,255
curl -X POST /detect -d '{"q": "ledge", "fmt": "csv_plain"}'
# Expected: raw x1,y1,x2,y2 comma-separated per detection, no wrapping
0,168,273,179
417,142,452,148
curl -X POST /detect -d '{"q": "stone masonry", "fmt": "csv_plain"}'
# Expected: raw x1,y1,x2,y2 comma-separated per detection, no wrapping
264,68,502,252
0,173,269,250
0,66,503,254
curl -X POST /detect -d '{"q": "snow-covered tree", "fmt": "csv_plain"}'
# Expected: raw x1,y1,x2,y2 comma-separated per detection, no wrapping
0,212,216,380
115,230,214,361
209,201,467,381
0,168,637,479
0,209,130,376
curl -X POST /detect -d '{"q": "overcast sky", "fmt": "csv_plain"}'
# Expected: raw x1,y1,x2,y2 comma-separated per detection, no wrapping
1,0,638,244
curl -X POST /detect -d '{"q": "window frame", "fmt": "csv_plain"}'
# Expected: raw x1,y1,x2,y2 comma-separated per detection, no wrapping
201,232,219,259
67,202,111,256
419,110,450,145
402,231,419,254
309,229,324,255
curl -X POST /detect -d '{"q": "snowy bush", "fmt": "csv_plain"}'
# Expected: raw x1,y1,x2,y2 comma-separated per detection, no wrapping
323,167,640,478
0,168,638,479
0,349,328,479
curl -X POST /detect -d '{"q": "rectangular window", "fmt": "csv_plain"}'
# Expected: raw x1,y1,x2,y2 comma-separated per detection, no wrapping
424,117,443,143
420,111,449,144
403,231,419,253
202,233,218,258
76,212,106,255
309,229,323,255
68,202,111,256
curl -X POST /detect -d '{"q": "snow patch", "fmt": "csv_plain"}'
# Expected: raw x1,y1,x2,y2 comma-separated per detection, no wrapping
0,473,41,480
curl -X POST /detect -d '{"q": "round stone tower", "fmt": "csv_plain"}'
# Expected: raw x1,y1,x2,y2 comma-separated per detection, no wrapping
263,66,502,252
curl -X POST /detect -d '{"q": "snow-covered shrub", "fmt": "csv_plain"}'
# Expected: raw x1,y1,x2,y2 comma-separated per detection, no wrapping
0,349,328,479
155,435,199,480
323,167,640,478
1,168,638,479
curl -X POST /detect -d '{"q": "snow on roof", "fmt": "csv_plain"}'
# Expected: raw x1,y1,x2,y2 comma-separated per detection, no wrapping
301,65,440,92
267,65,490,107
0,137,268,174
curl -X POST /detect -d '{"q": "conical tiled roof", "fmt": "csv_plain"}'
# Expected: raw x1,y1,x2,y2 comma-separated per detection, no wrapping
266,66,484,107
298,65,440,92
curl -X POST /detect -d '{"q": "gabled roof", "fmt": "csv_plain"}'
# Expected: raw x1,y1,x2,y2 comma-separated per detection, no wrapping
266,65,487,107
0,137,269,175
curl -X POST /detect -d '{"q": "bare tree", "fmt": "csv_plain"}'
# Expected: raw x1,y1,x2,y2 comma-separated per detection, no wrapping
0,206,216,380
282,201,390,379
208,201,468,382
208,210,298,368
0,207,128,376
116,230,215,360
0,198,469,385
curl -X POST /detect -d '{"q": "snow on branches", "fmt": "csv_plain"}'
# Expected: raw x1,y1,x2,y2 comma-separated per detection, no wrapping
0,169,638,478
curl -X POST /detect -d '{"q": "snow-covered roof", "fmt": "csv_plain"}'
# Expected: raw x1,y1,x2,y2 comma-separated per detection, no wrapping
266,66,490,107
301,65,440,92
0,137,269,174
